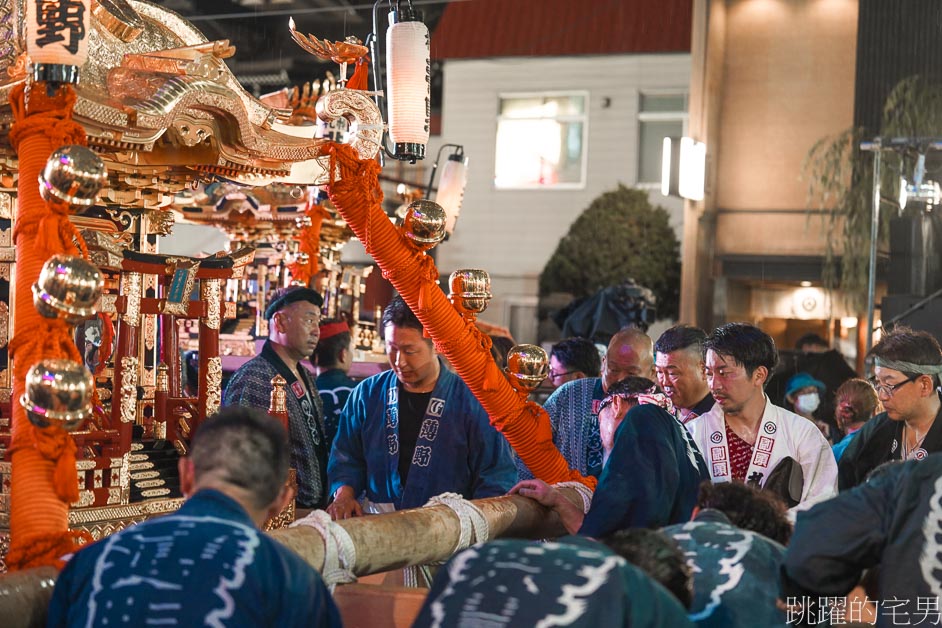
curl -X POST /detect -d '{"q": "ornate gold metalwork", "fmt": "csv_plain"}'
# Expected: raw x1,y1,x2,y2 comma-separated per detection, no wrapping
136,479,166,489
156,363,169,393
160,259,197,317
224,302,236,319
144,312,157,351
0,302,8,348
93,0,146,43
146,209,175,236
0,225,10,246
0,265,10,281
205,356,222,416
68,497,184,529
75,460,96,471
0,194,12,220
71,491,96,508
316,89,385,164
131,471,159,481
270,375,287,415
107,488,123,505
141,488,171,499
201,279,222,330
154,420,166,440
120,356,140,423
98,294,119,314
122,272,143,327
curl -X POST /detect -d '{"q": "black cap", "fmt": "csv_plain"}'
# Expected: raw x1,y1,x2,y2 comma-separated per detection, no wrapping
264,287,324,320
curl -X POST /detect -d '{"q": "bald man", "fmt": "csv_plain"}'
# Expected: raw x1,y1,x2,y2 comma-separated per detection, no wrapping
516,326,655,480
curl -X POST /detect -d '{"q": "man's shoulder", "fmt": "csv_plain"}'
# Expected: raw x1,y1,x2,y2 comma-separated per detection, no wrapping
545,377,601,406
229,353,276,380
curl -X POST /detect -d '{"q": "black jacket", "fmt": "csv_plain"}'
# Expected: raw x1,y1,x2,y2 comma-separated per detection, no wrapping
837,405,942,490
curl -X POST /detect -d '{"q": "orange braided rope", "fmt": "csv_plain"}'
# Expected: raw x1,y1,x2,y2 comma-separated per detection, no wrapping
7,83,92,570
286,202,329,284
326,144,595,490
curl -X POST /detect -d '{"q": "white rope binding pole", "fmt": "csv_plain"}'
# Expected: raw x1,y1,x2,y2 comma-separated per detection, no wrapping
290,510,358,591
552,481,594,514
424,492,490,552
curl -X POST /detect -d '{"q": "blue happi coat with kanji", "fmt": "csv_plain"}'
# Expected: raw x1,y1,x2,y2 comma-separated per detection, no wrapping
327,362,517,510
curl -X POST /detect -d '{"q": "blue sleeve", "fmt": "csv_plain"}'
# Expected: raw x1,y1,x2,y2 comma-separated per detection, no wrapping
46,562,73,628
782,465,898,597
222,366,269,410
467,403,518,498
275,551,343,628
579,413,679,537
326,379,369,497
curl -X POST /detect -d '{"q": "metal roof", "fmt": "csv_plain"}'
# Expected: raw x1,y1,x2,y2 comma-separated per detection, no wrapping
431,0,692,60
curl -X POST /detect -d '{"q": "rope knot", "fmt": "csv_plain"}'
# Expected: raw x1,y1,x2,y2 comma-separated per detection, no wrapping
290,510,358,590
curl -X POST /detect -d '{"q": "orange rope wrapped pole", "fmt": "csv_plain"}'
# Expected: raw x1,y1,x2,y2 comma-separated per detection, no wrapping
325,144,595,490
6,83,92,570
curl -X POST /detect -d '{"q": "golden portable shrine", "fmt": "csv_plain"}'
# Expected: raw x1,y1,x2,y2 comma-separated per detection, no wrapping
0,0,595,621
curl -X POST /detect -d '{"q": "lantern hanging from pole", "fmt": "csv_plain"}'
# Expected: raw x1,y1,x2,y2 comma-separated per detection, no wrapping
25,0,92,87
386,5,430,162
436,152,468,235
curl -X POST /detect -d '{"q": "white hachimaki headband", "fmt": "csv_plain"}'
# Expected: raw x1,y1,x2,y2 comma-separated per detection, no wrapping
874,357,942,375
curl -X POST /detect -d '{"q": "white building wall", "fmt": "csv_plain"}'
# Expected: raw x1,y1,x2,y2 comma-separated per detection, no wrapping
435,54,690,342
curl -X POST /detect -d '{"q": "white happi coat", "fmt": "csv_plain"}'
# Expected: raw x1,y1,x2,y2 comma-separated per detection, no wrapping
686,396,838,509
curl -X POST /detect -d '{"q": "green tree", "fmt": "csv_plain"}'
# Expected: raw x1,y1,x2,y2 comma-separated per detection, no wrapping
805,76,942,313
539,185,681,319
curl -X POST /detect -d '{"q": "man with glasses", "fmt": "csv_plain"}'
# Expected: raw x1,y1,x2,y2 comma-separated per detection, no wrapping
517,326,655,480
547,337,601,389
838,326,942,490
686,323,837,510
224,287,329,509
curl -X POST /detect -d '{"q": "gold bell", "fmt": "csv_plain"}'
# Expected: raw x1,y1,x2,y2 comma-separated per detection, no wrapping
32,255,103,323
448,268,492,315
505,344,549,391
399,200,446,252
38,145,108,208
20,359,94,432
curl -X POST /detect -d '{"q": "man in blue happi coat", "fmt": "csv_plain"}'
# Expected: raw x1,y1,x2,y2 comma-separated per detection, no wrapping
663,480,793,628
413,533,694,628
47,407,341,628
326,295,516,519
224,286,329,509
513,376,710,537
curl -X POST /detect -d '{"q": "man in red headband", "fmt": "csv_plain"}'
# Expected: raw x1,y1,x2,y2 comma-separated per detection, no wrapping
314,317,356,445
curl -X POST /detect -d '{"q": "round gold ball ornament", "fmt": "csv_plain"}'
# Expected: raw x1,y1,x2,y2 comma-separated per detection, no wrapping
448,268,492,318
399,200,446,252
505,344,549,392
20,359,95,432
32,255,104,323
38,145,108,208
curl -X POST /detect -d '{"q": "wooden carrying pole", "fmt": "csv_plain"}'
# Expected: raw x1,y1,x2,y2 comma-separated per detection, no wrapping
0,489,582,626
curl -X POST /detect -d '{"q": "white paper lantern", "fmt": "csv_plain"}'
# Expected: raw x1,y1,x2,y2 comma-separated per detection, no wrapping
26,0,91,84
436,154,468,235
386,19,430,160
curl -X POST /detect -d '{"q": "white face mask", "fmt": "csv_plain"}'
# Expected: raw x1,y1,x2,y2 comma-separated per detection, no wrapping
796,392,821,414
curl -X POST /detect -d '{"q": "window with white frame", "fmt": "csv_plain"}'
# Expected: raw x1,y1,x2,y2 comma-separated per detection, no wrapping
637,92,688,184
494,93,587,189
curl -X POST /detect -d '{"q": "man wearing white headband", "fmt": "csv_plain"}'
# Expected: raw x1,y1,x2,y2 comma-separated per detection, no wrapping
838,326,942,490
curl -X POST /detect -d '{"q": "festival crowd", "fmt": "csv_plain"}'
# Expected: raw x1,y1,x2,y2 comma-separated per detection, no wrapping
46,288,942,627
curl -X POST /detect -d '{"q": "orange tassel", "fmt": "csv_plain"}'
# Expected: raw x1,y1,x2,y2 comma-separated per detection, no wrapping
347,58,370,91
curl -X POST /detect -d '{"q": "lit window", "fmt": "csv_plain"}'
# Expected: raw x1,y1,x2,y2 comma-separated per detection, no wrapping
638,92,688,184
495,93,587,189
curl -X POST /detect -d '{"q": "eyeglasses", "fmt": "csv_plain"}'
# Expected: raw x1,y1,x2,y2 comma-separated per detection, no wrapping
870,375,918,397
548,369,574,380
